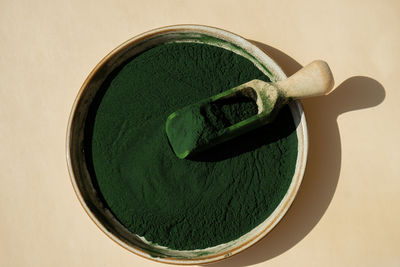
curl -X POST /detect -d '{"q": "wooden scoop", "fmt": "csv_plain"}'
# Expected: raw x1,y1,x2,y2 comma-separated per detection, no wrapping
166,60,334,159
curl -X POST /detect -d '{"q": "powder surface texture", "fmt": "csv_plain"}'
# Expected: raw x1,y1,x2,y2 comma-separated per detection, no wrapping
87,42,298,250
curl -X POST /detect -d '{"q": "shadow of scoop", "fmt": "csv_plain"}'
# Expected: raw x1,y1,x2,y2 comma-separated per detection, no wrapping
317,76,386,114
208,41,385,267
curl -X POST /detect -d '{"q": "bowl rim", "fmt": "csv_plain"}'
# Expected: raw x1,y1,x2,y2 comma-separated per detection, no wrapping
66,24,308,265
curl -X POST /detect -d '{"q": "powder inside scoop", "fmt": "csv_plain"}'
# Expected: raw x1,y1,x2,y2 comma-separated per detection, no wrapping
166,91,259,158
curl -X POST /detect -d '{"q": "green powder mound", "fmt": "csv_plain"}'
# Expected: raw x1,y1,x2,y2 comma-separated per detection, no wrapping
87,42,298,250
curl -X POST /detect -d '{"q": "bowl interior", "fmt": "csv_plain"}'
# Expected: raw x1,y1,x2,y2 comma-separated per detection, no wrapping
66,25,307,265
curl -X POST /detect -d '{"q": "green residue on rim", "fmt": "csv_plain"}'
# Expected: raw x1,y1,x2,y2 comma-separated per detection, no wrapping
165,32,276,82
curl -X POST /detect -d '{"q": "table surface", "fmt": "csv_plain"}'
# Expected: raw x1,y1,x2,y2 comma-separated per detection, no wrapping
1,0,399,266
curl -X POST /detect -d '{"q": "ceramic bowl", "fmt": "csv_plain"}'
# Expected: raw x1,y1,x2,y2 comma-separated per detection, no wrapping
66,24,308,265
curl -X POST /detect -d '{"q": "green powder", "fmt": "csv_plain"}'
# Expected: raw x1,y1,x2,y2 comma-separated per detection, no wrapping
202,95,259,129
86,42,298,250
166,91,259,157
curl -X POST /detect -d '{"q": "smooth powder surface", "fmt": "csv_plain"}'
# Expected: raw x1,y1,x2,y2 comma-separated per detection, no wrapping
86,42,298,250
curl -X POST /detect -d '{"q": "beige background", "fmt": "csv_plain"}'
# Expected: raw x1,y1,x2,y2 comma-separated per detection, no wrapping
1,0,399,266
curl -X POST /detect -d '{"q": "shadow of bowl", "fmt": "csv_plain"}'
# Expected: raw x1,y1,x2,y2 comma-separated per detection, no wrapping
209,40,385,267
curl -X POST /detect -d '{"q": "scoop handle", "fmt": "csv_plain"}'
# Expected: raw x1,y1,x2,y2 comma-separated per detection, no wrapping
275,60,334,99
